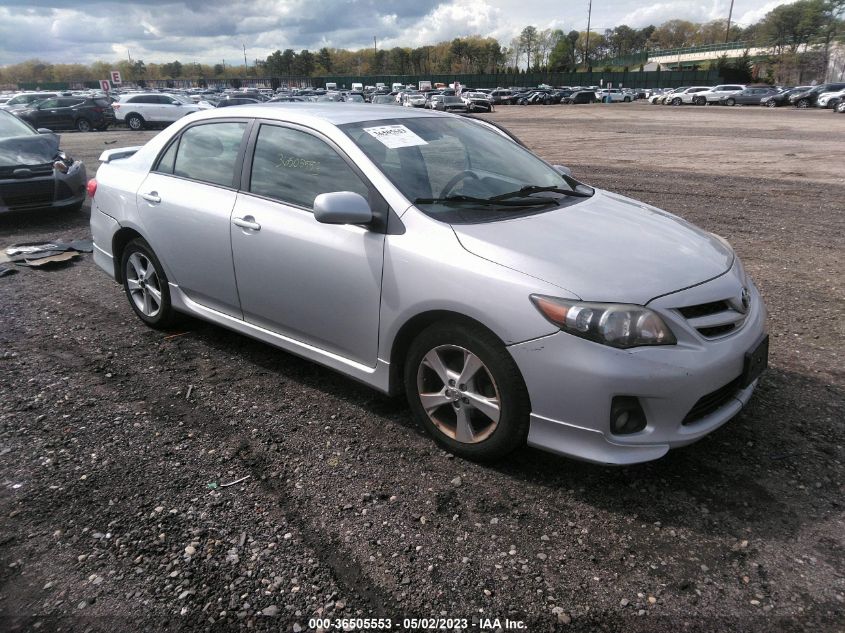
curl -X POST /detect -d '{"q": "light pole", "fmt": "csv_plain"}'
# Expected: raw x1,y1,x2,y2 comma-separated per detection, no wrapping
725,0,735,44
584,0,592,70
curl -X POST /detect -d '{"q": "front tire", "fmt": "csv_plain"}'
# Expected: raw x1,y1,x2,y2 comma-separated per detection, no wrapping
796,98,810,109
120,238,176,329
126,114,145,130
672,98,682,106
767,100,777,108
725,98,736,106
404,322,530,461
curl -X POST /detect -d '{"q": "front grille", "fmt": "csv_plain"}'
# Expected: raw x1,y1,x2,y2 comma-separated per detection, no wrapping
676,298,747,339
0,178,55,208
0,162,54,179
678,300,729,319
698,324,737,338
682,375,742,425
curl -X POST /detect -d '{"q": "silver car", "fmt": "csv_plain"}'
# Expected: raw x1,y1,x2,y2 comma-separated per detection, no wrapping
89,104,768,464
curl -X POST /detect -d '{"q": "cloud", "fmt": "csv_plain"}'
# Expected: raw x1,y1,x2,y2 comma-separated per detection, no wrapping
735,0,798,26
0,0,800,66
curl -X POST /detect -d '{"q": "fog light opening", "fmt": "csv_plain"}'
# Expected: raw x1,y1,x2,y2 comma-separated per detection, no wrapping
610,396,647,435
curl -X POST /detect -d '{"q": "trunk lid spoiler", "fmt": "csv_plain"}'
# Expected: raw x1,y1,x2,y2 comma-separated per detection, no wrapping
99,146,143,163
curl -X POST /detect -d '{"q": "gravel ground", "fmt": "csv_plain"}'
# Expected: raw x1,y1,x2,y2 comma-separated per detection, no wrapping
0,105,843,632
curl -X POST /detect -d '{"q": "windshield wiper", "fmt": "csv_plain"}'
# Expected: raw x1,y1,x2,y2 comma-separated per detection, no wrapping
413,194,552,207
490,184,593,201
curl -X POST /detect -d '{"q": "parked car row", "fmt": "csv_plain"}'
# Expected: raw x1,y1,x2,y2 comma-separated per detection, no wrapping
647,82,845,109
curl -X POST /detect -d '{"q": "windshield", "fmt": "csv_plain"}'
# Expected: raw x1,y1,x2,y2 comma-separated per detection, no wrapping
340,116,590,223
0,111,36,138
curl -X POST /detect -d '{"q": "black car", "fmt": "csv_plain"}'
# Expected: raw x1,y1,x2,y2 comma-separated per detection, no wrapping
15,96,116,132
433,96,468,112
216,97,260,107
788,83,845,108
720,86,780,106
0,110,87,213
563,90,598,104
760,86,811,108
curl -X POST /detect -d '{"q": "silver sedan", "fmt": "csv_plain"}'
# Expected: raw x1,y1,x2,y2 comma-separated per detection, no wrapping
88,104,767,464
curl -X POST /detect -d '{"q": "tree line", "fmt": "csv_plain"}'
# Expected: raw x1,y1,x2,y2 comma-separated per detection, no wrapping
1,0,841,87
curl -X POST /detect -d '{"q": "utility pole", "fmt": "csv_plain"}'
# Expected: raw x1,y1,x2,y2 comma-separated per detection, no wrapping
725,0,735,43
374,36,377,55
243,43,248,76
584,0,592,70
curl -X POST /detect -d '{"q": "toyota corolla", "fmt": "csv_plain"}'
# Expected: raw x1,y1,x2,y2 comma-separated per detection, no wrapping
88,104,767,464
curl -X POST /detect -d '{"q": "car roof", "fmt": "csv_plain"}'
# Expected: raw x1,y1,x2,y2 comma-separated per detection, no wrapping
192,103,452,126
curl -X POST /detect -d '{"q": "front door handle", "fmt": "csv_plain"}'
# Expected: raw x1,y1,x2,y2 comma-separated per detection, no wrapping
233,216,261,231
140,192,161,204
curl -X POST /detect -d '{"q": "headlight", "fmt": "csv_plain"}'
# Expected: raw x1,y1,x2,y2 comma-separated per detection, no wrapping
530,295,676,348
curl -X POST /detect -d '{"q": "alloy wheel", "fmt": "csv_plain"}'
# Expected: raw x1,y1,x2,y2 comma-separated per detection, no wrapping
416,344,501,444
125,252,162,318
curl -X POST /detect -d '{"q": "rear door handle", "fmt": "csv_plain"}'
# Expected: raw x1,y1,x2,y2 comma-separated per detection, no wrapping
140,192,161,204
233,217,261,231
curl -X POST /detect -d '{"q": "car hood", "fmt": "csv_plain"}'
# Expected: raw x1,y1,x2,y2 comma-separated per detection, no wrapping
450,189,734,304
0,133,59,168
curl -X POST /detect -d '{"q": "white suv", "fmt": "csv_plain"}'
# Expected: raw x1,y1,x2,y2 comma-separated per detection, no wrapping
666,86,713,105
818,88,845,109
697,84,746,105
113,93,208,130
596,88,631,102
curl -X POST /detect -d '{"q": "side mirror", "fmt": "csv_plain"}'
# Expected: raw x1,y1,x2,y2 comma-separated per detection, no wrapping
37,128,54,134
314,191,373,225
173,101,182,106
553,164,572,177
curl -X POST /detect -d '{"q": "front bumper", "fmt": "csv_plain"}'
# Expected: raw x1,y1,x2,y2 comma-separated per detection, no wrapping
509,270,767,464
0,160,87,212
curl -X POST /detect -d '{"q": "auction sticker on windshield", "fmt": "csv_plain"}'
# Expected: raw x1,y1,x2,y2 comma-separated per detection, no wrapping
364,124,428,149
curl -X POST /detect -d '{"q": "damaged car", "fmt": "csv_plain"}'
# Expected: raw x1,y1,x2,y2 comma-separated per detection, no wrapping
88,105,767,464
0,109,87,213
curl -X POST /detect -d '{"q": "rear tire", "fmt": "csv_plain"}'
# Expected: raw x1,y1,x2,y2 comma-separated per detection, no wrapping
624,96,631,102
693,96,705,106
120,238,177,329
404,322,530,461
75,118,92,132
126,114,145,130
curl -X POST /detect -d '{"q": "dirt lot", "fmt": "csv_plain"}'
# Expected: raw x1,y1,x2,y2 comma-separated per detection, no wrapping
1,104,843,633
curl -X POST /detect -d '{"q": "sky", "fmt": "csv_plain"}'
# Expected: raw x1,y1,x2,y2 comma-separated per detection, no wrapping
0,0,796,66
